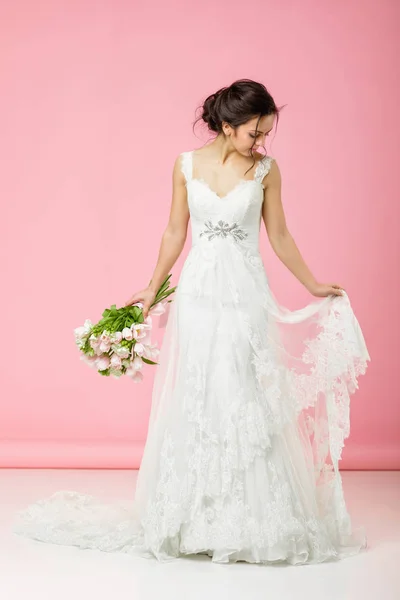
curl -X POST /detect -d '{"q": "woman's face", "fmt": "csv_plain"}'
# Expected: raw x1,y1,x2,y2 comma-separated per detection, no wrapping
228,114,276,156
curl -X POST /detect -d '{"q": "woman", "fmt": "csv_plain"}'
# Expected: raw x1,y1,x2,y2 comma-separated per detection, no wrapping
14,79,370,566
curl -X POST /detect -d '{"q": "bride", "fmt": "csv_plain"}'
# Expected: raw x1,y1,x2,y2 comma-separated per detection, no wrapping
14,78,370,566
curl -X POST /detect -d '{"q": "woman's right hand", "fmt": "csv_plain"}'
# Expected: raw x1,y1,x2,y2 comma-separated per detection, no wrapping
125,287,157,319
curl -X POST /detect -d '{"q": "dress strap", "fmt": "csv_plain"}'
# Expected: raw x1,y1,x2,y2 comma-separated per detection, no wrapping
254,155,274,183
180,151,193,184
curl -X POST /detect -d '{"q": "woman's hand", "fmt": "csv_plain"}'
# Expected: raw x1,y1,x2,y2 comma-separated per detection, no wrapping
125,287,157,319
307,282,345,298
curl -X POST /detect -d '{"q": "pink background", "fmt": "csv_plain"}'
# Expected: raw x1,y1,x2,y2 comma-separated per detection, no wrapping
1,0,399,470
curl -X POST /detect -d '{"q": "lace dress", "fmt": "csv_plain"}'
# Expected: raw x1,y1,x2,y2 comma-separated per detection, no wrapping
13,150,370,565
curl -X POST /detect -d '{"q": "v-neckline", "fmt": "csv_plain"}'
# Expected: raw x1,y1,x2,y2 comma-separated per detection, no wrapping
192,177,261,201
190,150,266,201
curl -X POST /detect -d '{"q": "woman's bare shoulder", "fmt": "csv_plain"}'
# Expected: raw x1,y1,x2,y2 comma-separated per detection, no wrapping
253,150,275,163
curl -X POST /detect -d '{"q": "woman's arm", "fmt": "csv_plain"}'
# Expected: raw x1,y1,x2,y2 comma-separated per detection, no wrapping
147,154,190,294
125,154,189,315
261,160,344,297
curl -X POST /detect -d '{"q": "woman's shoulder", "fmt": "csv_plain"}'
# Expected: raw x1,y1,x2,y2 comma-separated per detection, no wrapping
253,152,278,184
253,151,274,164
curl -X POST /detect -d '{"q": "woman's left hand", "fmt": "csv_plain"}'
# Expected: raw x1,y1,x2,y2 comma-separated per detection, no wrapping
308,282,345,298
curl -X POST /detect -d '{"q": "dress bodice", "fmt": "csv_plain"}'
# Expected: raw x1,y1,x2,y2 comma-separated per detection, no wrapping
180,150,274,250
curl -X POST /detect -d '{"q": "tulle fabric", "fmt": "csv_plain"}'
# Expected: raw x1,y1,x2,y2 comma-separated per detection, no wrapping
13,152,370,565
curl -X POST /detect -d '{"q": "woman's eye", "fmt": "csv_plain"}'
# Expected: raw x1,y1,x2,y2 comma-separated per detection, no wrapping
249,133,269,139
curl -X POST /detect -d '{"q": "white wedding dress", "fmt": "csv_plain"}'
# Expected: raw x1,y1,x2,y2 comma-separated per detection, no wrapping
13,150,371,566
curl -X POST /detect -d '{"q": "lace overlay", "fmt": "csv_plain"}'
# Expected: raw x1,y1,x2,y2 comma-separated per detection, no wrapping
13,149,370,566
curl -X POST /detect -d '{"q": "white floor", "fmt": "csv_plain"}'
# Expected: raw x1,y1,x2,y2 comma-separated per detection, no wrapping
1,469,399,600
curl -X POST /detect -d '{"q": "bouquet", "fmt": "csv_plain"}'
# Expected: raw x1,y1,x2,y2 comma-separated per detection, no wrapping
74,274,176,382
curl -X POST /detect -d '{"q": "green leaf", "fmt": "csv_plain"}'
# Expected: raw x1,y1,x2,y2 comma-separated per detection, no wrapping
98,369,111,376
131,306,141,320
142,357,159,365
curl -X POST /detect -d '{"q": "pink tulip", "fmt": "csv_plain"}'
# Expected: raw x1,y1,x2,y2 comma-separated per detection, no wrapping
140,328,152,346
131,322,151,340
74,326,88,340
134,342,145,356
113,345,130,359
110,354,122,370
89,336,100,349
74,319,93,340
80,354,97,368
143,343,160,360
97,355,110,371
132,356,143,371
122,327,134,341
99,341,111,353
127,369,143,383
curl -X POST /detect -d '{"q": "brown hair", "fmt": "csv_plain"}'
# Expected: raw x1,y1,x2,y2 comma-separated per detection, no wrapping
193,78,285,174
